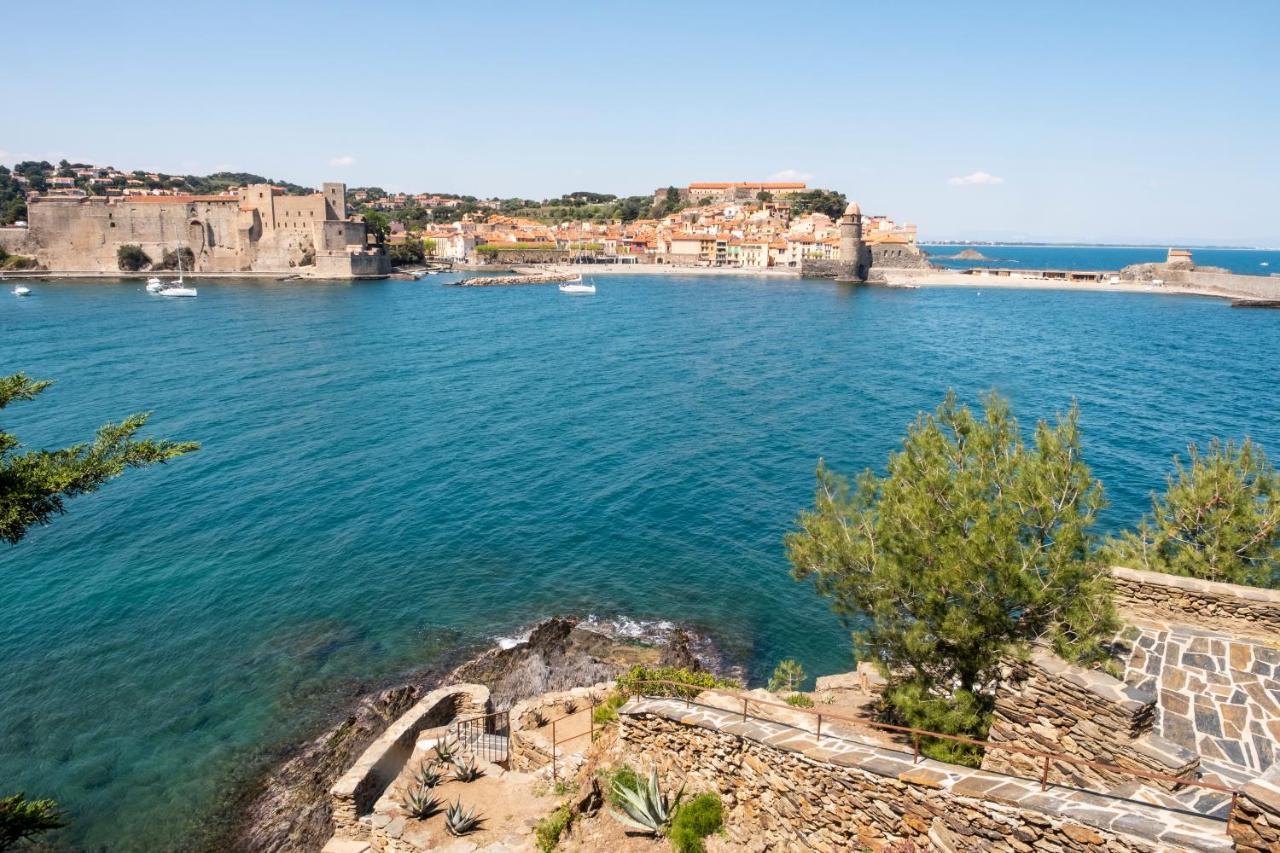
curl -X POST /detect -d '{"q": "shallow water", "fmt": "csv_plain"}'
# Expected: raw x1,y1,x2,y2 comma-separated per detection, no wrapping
2,273,1279,849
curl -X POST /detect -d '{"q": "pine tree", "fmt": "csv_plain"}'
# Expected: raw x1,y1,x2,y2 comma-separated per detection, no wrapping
768,659,806,693
785,391,1114,763
1107,439,1280,587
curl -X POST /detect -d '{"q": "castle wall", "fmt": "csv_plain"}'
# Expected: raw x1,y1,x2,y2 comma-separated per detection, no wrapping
0,226,32,256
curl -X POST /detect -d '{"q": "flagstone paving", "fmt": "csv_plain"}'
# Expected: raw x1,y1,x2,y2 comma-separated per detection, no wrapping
1115,621,1280,777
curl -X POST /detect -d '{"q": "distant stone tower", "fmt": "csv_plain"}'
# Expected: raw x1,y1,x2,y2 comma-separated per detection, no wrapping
839,201,869,280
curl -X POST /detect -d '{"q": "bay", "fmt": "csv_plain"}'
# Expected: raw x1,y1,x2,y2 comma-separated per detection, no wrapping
2,269,1279,848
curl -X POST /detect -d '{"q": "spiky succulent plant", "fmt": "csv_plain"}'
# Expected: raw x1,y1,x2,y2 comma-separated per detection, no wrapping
530,709,547,727
452,757,484,782
431,736,458,764
444,799,483,836
610,768,685,835
562,698,579,715
402,782,442,819
414,761,445,789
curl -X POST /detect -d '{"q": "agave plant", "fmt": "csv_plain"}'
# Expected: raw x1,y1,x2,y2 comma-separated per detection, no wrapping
530,709,547,728
444,799,484,836
414,761,445,789
610,768,685,835
562,698,579,715
431,736,459,764
401,782,442,819
452,757,485,782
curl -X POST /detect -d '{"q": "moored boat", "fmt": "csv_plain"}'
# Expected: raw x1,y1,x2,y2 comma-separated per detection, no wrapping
12,285,31,296
559,280,596,294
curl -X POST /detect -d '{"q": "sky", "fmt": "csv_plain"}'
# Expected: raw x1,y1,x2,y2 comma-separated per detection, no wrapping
5,0,1278,245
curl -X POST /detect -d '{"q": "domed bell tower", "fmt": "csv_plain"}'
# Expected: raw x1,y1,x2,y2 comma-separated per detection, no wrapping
839,201,869,281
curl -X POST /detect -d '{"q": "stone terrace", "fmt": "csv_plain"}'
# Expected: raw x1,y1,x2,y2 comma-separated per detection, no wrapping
619,696,1233,851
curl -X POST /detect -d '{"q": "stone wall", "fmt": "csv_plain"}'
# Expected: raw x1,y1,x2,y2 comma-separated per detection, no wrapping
508,682,610,773
617,697,1230,851
0,226,32,255
870,242,932,270
982,648,1199,791
329,684,488,839
799,258,856,279
1229,763,1280,852
1125,264,1280,301
1112,565,1280,643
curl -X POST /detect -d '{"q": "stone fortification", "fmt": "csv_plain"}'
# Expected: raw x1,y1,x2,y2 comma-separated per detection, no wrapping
1112,565,1280,644
617,696,1231,851
329,684,487,840
17,182,389,278
1122,259,1280,301
982,648,1198,791
507,682,610,774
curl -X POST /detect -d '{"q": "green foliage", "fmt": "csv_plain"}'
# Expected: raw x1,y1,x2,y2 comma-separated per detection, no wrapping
430,736,458,764
614,665,740,700
361,210,390,241
786,391,1115,762
592,691,627,725
444,799,483,836
756,191,773,202
669,793,723,853
422,238,437,256
610,768,684,836
153,247,195,271
388,240,425,266
603,765,642,808
0,166,29,225
414,761,444,789
1,254,38,270
789,189,848,220
535,803,572,852
784,693,814,708
116,244,150,271
768,659,806,692
1,373,199,546
0,793,65,850
1105,439,1280,587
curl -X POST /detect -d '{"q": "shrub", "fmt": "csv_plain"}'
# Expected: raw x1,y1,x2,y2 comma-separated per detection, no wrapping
669,793,723,853
784,693,814,708
592,691,627,725
1106,438,1280,588
768,659,806,692
1,254,38,270
603,765,642,809
117,244,150,271
153,247,195,271
534,803,571,852
615,666,741,700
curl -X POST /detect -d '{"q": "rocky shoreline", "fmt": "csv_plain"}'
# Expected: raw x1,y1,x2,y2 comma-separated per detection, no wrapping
225,616,728,853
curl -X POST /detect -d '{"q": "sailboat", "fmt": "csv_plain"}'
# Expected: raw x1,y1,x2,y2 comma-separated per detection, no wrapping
160,251,197,297
559,277,596,294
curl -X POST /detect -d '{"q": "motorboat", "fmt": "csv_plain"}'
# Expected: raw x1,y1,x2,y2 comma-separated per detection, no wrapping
146,277,165,292
12,286,31,296
559,279,596,294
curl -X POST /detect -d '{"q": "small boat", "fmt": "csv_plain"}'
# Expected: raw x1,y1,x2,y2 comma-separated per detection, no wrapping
559,279,596,294
146,277,167,293
1263,262,1271,267
158,250,197,297
13,286,31,296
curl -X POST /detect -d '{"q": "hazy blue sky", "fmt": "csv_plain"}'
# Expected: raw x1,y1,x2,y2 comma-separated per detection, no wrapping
6,1,1278,244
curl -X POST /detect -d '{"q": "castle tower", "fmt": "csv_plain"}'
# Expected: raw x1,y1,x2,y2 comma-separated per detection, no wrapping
323,183,347,221
839,201,868,280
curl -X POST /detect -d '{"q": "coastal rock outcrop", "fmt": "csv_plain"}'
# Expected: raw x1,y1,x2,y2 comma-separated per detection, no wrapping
230,616,718,852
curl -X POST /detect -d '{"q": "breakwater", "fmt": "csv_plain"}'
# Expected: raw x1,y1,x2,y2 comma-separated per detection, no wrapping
454,272,580,286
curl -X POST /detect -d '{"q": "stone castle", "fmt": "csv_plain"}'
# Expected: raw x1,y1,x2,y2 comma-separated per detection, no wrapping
0,183,390,278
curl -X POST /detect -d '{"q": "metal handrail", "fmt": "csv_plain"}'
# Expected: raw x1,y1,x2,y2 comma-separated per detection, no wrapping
623,679,1239,806
535,697,599,781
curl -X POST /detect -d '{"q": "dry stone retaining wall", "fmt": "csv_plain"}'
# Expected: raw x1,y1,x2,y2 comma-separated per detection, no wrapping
1112,565,1280,643
618,696,1231,851
983,648,1199,791
329,684,487,839
1230,764,1280,852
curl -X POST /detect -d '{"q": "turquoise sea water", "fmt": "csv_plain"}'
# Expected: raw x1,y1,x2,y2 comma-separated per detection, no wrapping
3,271,1280,849
921,244,1280,273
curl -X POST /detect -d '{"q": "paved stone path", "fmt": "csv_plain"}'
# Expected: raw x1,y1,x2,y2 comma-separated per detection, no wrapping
627,696,1233,851
1116,621,1280,782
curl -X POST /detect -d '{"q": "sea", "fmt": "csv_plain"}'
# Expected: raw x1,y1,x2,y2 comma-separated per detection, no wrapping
921,243,1280,274
2,248,1280,849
